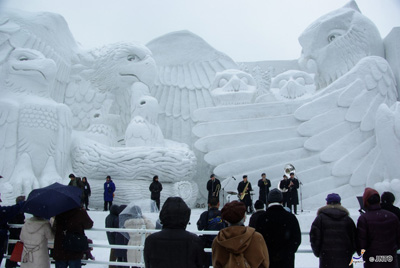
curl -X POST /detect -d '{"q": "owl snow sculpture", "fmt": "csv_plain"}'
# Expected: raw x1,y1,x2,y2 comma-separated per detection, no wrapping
193,1,399,208
270,70,315,100
210,69,257,106
0,48,72,196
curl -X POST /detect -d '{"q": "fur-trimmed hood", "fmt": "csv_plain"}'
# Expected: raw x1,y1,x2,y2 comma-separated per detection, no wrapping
317,204,349,219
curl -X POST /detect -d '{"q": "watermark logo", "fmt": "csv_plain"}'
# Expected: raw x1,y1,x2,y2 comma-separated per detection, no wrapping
349,249,365,266
369,255,393,263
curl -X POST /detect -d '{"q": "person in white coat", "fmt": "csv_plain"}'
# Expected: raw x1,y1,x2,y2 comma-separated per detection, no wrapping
20,216,54,268
119,204,154,266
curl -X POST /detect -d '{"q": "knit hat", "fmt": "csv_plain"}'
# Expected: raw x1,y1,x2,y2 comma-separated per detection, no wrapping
268,188,283,203
221,201,246,224
381,192,395,204
326,193,341,204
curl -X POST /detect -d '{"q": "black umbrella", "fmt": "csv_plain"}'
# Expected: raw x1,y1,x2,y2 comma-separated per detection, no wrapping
22,182,82,219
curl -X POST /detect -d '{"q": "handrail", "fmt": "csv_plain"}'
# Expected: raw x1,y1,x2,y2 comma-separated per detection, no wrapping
5,224,314,267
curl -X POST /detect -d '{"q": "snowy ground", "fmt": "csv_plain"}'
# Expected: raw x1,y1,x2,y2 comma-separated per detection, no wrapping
2,207,366,268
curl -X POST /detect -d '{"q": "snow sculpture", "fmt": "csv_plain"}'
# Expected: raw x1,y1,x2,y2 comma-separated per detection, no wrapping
193,1,399,208
0,10,199,207
210,69,257,106
270,70,315,100
0,48,72,196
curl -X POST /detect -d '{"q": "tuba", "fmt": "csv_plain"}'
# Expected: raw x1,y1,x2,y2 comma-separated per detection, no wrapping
284,163,295,176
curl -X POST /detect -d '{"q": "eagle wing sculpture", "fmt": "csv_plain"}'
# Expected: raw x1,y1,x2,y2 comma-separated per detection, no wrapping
146,30,239,146
193,1,399,207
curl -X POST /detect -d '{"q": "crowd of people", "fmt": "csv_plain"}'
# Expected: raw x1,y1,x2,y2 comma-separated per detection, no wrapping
2,172,400,268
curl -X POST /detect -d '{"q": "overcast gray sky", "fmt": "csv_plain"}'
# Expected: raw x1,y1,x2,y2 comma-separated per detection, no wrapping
1,0,399,62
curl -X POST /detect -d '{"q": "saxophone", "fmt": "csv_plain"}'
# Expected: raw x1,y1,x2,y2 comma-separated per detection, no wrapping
240,182,249,200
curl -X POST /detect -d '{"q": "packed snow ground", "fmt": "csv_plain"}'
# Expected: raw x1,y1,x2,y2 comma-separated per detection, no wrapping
39,207,365,267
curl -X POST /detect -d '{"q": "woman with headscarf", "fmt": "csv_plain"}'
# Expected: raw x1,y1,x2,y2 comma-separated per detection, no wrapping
119,203,154,267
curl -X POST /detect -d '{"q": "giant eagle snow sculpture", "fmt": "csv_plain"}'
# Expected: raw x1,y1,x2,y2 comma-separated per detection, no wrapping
193,1,399,208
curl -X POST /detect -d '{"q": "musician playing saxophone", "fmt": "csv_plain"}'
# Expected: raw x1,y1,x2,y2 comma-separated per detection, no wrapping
237,175,254,214
207,174,221,203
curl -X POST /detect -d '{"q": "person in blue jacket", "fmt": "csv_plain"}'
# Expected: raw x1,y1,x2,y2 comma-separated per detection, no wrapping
104,175,116,211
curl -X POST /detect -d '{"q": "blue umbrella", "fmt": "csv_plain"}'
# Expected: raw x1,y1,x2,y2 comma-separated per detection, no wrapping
22,182,82,219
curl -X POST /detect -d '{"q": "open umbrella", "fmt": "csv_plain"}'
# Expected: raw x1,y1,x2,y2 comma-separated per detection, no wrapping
22,182,82,219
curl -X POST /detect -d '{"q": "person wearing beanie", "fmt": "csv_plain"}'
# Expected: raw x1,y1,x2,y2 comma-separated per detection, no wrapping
255,188,301,268
212,201,269,268
309,193,356,268
381,191,400,220
357,187,400,268
207,174,221,204
237,175,254,214
249,200,265,228
144,197,206,268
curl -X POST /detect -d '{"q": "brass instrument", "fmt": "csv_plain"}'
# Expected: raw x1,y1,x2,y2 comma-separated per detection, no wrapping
214,184,221,197
239,182,249,200
284,163,295,176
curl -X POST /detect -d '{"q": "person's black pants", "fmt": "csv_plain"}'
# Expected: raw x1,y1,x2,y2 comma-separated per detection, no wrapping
0,232,8,266
104,201,112,211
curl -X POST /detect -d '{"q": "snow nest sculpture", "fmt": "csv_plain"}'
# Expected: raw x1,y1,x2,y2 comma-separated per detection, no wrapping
0,10,198,207
193,1,400,208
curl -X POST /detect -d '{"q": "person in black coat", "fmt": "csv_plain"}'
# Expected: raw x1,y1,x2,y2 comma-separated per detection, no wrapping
105,204,120,267
249,200,265,228
237,175,253,214
81,177,91,210
357,188,400,268
5,196,25,268
114,205,129,267
287,172,299,214
279,175,289,208
149,175,163,211
0,194,25,267
255,188,301,268
381,191,400,268
258,173,271,205
310,193,357,268
207,174,221,204
144,197,206,268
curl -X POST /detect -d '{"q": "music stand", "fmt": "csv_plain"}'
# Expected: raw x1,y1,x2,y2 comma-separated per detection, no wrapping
357,196,365,214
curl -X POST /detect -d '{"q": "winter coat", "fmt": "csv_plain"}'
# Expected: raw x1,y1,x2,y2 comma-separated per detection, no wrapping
20,217,54,268
356,187,400,268
149,179,162,200
255,204,301,268
310,204,357,268
212,225,269,268
53,207,93,261
381,203,400,220
249,210,264,228
207,178,221,200
82,180,91,197
287,178,299,205
144,197,206,268
104,180,116,201
124,217,154,264
112,204,128,259
105,204,120,245
258,178,271,202
357,204,400,268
